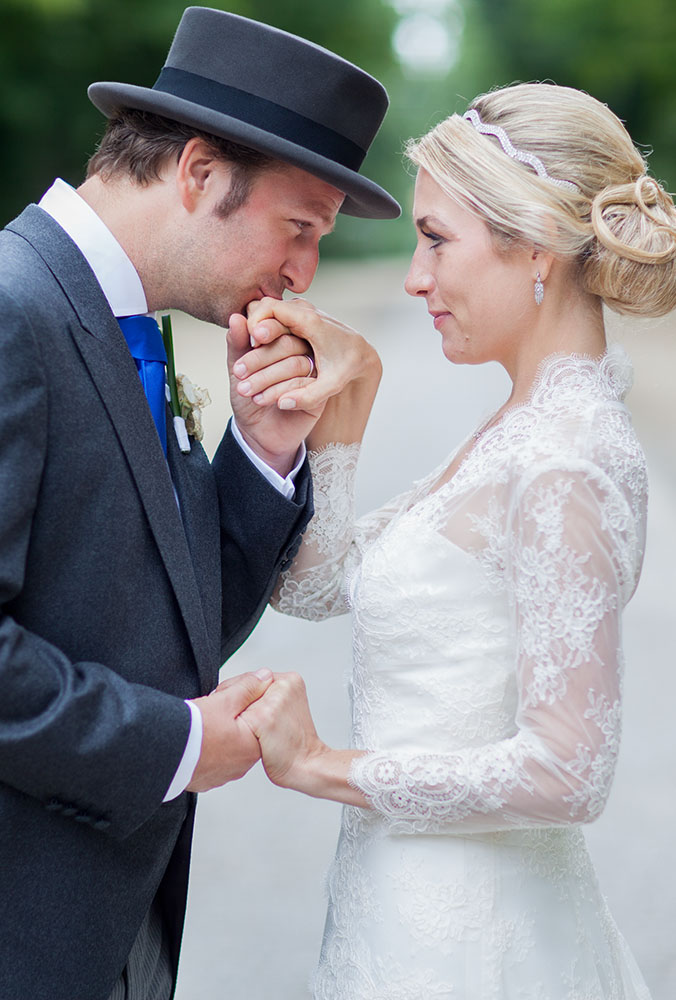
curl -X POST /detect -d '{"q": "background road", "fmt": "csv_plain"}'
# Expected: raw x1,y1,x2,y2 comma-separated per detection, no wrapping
173,258,676,1000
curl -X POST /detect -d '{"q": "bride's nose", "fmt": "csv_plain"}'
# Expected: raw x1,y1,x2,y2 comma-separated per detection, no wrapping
404,250,434,298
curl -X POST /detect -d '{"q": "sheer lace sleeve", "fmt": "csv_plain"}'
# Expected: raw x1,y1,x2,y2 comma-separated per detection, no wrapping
272,444,422,622
349,461,642,834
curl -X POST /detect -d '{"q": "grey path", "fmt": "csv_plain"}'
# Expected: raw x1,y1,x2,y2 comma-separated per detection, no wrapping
172,259,676,1000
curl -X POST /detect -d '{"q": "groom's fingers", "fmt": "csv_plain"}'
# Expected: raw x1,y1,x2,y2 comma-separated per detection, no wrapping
213,670,268,694
185,670,276,791
218,668,274,716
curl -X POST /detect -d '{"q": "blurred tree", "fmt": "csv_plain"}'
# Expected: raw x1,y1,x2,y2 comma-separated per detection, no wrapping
470,0,676,189
3,0,674,253
0,0,403,254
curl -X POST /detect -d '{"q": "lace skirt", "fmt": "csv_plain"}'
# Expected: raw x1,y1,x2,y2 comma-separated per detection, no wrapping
312,809,652,1000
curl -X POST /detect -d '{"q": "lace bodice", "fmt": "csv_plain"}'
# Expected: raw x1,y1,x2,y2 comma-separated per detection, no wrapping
273,347,647,836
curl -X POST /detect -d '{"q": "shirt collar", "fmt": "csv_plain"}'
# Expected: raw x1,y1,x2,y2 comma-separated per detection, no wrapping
38,178,148,317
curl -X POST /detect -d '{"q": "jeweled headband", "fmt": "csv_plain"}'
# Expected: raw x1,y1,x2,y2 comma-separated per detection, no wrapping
463,109,579,193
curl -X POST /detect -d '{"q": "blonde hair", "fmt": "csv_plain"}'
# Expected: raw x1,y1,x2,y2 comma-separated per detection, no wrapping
407,83,676,317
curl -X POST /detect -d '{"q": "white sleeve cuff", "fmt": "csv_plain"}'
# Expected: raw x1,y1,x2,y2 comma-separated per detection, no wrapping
163,700,204,802
230,417,306,500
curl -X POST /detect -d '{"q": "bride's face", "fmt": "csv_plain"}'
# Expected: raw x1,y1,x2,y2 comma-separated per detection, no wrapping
405,169,536,369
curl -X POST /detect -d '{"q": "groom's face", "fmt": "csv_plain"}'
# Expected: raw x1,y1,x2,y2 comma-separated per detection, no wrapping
177,162,344,328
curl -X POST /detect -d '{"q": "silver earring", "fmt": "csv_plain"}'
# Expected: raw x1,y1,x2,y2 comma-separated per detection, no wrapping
534,271,544,306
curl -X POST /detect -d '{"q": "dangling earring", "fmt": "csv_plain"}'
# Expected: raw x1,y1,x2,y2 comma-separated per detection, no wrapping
534,271,544,306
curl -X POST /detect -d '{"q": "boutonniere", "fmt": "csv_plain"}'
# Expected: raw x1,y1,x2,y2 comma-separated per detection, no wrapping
161,314,211,453
176,373,212,442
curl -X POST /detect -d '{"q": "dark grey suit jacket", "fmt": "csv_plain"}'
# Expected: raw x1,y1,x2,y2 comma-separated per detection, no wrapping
0,206,312,999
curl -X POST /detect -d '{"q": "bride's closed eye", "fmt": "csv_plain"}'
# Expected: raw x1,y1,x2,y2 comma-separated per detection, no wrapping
420,227,445,248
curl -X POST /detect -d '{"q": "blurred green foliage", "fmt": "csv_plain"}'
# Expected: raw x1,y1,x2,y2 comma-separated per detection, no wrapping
1,0,675,256
0,0,403,252
468,0,676,189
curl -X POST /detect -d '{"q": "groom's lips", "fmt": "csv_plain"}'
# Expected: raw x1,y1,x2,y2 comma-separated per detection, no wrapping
259,284,285,300
241,287,284,316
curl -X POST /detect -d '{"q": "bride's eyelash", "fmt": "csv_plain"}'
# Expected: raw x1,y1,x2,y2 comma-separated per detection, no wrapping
420,227,444,247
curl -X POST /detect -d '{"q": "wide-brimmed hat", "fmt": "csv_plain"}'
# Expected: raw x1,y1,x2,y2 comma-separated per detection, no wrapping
88,6,400,219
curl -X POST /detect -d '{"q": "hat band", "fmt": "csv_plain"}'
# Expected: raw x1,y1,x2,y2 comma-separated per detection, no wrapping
153,67,366,171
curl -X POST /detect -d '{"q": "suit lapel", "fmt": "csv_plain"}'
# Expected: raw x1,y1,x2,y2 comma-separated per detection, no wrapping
167,428,222,673
7,207,216,690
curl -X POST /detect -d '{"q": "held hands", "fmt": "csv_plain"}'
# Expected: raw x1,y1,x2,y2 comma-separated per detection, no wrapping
227,297,382,474
188,669,368,806
186,669,274,792
238,671,325,791
238,671,369,807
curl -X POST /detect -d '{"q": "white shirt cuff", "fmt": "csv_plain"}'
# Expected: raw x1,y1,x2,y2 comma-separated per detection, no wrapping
230,417,306,500
163,700,203,802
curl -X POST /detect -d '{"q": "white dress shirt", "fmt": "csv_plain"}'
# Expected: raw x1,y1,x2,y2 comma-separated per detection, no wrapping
38,179,304,799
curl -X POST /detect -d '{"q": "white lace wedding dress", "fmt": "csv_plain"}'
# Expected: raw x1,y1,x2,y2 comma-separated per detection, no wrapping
273,347,653,1000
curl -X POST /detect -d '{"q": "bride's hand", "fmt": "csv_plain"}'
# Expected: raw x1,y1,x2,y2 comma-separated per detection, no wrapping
237,672,370,807
232,296,382,449
237,671,327,791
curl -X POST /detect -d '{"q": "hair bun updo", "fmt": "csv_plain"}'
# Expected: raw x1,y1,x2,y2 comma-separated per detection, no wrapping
584,175,676,316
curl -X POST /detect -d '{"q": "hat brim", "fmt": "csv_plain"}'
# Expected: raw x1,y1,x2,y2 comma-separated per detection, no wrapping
88,82,401,220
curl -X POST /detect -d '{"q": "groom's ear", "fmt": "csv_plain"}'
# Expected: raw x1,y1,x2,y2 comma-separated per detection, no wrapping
175,138,232,213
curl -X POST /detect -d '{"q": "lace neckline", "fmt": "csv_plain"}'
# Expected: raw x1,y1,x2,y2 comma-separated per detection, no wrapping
422,345,633,501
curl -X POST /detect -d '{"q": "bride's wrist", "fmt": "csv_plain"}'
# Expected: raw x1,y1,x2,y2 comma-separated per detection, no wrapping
291,747,370,807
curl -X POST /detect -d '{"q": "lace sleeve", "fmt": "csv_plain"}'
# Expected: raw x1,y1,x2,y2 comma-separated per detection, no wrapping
349,462,642,834
272,444,421,622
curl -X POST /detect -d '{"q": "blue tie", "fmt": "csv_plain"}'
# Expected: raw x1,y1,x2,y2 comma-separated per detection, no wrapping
117,315,168,455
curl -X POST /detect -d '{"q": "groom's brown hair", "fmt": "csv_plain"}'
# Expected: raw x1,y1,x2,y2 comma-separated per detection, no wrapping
87,107,274,218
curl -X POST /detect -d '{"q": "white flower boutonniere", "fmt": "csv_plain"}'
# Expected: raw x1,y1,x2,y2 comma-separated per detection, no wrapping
176,374,211,442
161,313,211,453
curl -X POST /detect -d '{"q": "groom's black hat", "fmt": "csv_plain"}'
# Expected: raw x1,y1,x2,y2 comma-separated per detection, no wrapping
88,6,400,220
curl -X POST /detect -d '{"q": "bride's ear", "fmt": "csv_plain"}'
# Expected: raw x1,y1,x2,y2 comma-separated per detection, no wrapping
531,248,554,283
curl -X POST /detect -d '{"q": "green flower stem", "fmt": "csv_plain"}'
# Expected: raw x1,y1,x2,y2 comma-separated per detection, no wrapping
161,313,181,418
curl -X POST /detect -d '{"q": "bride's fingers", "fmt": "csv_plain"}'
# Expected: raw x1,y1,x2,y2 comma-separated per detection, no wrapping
245,296,367,384
235,356,316,400
248,376,323,411
246,315,288,345
275,368,347,412
233,334,312,382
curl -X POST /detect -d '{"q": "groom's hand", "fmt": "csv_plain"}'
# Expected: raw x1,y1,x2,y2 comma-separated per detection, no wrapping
227,311,318,478
186,669,273,792
227,296,378,469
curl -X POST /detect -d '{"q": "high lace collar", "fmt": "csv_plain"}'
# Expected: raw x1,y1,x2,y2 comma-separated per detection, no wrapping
470,345,633,449
412,345,636,504
530,344,633,406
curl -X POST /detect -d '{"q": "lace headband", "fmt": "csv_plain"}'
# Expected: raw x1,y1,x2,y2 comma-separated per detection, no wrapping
463,109,579,193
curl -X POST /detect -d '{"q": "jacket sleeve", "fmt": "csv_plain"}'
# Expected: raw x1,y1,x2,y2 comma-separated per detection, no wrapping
211,422,314,663
0,289,191,839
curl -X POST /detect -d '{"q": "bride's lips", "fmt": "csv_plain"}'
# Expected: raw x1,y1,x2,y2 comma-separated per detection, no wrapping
429,310,452,330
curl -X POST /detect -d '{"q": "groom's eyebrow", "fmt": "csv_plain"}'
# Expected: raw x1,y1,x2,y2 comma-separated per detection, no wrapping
300,200,338,233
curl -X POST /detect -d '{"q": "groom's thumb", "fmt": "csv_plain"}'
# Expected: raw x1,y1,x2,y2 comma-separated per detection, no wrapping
226,668,274,716
226,312,251,363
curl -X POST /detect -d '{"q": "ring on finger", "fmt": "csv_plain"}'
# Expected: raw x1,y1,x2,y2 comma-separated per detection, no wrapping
304,355,315,378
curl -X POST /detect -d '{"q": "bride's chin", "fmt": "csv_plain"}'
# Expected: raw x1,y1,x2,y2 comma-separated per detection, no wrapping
440,338,470,365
